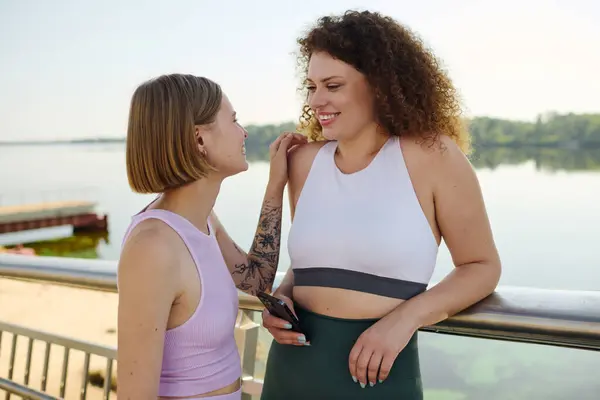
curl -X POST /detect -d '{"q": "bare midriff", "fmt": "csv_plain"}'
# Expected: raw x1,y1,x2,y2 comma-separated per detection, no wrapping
293,286,405,320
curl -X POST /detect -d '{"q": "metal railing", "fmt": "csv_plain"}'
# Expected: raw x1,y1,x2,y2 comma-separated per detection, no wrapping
0,254,264,399
0,321,115,400
1,253,600,399
0,377,57,400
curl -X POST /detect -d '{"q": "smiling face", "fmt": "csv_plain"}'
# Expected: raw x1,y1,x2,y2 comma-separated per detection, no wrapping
196,94,248,178
306,51,377,141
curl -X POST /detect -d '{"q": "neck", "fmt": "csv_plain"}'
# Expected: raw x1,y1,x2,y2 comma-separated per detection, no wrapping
155,175,222,234
336,123,390,161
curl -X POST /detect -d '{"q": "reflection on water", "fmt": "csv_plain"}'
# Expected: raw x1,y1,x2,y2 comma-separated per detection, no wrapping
11,146,599,255
470,147,600,172
4,232,108,258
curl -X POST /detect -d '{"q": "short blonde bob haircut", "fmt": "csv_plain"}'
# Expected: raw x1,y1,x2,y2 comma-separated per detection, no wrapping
126,74,221,194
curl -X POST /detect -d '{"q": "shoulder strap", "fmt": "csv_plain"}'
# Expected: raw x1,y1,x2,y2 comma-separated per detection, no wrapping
121,209,193,249
306,140,337,174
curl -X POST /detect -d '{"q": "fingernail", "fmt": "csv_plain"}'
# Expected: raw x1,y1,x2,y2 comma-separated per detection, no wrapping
297,335,306,343
369,382,375,387
360,382,365,389
352,376,357,383
378,379,383,384
303,342,311,346
283,323,292,329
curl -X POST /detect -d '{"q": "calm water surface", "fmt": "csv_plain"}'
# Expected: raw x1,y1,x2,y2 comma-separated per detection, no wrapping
2,143,598,290
1,143,599,399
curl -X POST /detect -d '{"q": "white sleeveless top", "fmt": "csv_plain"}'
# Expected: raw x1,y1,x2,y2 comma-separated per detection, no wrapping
287,136,438,299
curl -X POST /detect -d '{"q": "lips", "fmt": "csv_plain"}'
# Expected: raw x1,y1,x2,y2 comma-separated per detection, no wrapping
318,112,340,126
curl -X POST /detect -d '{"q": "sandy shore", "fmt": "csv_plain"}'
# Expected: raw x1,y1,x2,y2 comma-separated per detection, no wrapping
0,277,270,400
0,277,118,399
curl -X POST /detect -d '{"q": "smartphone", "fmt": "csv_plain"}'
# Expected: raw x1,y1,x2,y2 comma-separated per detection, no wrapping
257,292,305,335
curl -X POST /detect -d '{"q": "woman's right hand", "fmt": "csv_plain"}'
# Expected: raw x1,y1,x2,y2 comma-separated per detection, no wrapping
267,132,307,192
261,293,310,346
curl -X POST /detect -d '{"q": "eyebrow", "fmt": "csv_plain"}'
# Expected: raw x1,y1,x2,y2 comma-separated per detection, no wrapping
306,76,344,83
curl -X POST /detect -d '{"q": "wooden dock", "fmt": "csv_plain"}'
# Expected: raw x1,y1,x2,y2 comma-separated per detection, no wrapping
0,201,108,234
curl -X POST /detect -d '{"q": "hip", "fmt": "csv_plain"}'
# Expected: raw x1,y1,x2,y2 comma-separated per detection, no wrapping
261,304,422,399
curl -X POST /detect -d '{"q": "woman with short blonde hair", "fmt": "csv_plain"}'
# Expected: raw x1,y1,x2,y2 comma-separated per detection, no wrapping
118,73,305,399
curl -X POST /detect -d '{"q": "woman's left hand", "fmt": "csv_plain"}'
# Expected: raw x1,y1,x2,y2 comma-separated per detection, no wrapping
348,311,419,388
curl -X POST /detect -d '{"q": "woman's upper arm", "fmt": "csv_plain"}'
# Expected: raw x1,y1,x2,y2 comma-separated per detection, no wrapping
433,136,501,269
117,227,179,398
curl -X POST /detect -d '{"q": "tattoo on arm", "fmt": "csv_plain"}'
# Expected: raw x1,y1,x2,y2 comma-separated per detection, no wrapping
232,200,283,294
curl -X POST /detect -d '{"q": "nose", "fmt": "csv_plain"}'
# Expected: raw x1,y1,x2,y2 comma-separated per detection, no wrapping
307,87,327,110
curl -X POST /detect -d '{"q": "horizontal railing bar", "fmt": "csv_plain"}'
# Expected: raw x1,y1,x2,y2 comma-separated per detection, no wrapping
0,254,116,292
1,254,600,351
0,377,59,400
421,326,600,351
0,321,116,359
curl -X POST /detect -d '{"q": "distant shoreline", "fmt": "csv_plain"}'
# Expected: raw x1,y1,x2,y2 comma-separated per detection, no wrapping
2,111,599,151
0,138,125,146
1,139,598,150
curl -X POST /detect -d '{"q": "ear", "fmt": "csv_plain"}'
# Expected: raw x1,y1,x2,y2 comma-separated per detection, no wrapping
195,125,208,156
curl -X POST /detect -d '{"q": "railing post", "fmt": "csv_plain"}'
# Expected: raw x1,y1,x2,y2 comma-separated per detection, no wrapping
235,309,261,399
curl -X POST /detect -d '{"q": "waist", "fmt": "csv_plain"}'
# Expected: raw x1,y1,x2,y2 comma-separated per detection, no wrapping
292,267,427,300
159,343,241,397
159,381,241,399
293,303,419,351
293,286,408,320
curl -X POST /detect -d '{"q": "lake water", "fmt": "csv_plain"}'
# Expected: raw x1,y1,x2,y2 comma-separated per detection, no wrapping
1,143,599,399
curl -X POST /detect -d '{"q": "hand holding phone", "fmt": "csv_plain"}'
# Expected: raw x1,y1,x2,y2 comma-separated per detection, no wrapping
258,292,310,345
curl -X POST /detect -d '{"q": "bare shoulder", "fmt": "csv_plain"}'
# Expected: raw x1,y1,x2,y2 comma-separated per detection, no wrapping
118,219,181,297
402,134,473,181
430,135,477,192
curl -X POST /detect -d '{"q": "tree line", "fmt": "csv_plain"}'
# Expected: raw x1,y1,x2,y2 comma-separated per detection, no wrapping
243,112,600,160
469,112,600,148
3,112,598,160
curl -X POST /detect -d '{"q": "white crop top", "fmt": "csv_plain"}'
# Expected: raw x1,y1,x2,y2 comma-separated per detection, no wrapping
287,136,438,299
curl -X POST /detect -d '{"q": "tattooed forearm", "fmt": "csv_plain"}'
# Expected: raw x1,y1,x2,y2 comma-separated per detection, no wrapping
231,199,283,294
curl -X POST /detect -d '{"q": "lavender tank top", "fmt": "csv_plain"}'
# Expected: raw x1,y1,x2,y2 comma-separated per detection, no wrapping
121,207,241,397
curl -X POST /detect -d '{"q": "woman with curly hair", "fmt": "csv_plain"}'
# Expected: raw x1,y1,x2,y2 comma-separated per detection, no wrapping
260,10,501,399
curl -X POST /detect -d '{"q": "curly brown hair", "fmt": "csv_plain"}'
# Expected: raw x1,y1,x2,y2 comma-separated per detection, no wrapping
296,10,471,154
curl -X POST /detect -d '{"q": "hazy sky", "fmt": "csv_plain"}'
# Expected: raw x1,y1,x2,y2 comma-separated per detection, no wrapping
1,0,599,141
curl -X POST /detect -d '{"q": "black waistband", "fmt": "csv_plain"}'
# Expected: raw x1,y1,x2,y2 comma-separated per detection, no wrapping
293,267,427,300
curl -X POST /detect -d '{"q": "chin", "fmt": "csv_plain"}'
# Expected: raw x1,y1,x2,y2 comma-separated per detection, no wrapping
234,160,250,175
220,160,249,179
321,127,341,141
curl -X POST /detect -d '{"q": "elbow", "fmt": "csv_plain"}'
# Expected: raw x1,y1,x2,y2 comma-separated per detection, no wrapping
484,258,502,295
459,257,501,296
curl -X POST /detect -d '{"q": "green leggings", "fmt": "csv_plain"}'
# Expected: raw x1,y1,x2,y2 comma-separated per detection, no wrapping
261,304,423,399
